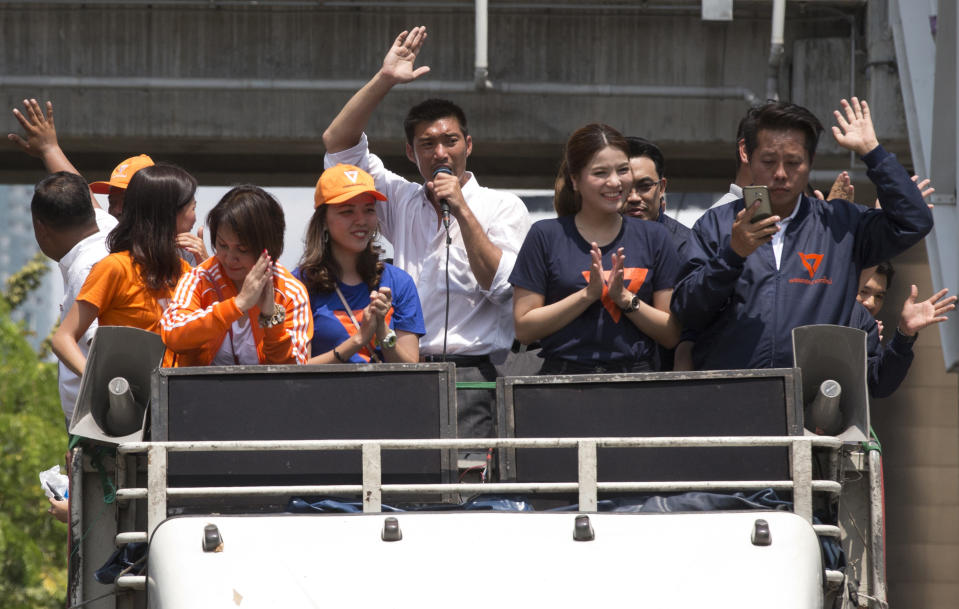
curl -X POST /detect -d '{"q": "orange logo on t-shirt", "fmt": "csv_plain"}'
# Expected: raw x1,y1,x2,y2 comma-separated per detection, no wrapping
580,267,649,323
797,252,824,279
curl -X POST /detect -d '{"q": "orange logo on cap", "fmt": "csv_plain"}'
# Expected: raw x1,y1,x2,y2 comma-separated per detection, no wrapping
797,252,823,279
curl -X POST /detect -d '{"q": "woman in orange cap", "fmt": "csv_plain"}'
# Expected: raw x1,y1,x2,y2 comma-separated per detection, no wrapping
295,164,424,364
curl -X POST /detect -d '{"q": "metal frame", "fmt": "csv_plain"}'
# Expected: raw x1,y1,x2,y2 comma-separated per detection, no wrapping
108,434,848,594
114,434,841,537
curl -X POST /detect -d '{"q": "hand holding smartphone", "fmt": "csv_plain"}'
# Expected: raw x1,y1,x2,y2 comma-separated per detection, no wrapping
743,185,773,223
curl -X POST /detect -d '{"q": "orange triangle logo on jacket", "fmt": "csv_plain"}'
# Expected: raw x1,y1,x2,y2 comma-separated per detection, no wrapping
797,252,824,279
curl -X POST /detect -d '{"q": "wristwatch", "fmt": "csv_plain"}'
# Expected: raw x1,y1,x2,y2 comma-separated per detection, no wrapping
258,302,286,328
622,294,641,314
378,329,398,348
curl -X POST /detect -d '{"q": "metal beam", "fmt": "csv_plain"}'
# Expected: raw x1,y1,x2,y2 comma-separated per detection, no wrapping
890,0,959,372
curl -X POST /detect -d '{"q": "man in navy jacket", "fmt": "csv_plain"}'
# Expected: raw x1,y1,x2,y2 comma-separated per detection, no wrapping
671,98,933,370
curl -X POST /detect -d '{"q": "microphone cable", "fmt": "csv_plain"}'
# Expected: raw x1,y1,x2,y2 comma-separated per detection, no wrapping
443,220,451,361
433,167,454,362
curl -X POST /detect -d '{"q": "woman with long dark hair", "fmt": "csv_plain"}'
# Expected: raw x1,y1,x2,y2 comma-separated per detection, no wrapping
296,164,423,364
53,163,196,374
161,185,313,366
509,123,681,374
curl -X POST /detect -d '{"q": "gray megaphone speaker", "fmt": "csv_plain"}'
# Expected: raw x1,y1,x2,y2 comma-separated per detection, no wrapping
792,324,870,442
68,326,166,444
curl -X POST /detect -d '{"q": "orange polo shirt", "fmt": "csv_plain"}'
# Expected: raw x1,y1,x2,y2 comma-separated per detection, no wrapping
77,251,189,365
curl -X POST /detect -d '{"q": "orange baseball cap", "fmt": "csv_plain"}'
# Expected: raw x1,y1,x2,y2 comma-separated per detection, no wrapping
89,154,155,194
315,164,387,208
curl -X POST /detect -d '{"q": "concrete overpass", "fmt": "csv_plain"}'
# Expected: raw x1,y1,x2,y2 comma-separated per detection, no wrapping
0,0,891,192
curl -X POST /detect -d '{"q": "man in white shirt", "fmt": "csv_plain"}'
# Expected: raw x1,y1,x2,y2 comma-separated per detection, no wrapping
323,26,532,438
711,114,752,209
31,172,117,426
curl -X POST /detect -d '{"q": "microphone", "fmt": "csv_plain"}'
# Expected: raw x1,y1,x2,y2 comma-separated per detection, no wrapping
432,167,453,229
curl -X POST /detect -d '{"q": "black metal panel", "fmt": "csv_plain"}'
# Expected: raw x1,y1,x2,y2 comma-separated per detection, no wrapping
151,364,456,489
497,369,803,485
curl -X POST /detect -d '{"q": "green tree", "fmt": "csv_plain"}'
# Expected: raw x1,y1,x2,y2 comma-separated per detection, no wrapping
0,253,68,609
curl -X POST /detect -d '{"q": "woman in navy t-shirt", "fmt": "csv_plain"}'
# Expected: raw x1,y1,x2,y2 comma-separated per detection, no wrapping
296,164,424,363
509,123,681,374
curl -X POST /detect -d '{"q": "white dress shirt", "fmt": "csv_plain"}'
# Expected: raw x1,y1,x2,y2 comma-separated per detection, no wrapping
57,208,117,421
771,195,802,269
710,183,743,209
326,133,532,360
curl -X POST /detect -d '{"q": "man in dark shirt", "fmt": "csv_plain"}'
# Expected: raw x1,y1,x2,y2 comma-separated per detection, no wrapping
621,137,691,261
855,262,956,397
621,136,688,370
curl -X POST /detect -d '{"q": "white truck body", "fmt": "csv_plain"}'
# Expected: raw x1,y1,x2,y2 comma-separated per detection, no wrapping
148,511,823,609
67,364,884,609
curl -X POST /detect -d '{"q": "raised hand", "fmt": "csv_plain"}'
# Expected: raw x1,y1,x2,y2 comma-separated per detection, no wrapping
368,287,392,321
235,251,274,312
913,175,935,199
8,99,59,158
177,226,209,263
585,242,605,302
607,247,632,309
358,292,388,345
898,285,958,336
832,97,880,156
826,171,854,202
380,26,431,85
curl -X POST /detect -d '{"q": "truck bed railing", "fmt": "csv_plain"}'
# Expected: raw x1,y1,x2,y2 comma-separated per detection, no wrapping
115,435,842,537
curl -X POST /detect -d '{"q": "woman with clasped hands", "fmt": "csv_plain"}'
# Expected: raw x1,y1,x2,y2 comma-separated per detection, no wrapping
295,164,424,364
160,186,313,366
509,124,682,374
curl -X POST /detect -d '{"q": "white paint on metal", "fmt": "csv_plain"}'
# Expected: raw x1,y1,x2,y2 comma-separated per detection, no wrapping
362,443,382,513
868,449,888,606
577,440,597,511
791,440,814,523
147,445,168,537
116,575,146,591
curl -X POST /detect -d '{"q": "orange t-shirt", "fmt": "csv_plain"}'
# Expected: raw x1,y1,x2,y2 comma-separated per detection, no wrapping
77,251,189,333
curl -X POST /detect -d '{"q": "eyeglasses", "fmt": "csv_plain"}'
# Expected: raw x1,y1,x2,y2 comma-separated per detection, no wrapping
630,179,663,195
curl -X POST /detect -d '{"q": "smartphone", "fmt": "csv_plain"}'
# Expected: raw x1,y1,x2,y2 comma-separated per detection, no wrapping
743,185,772,223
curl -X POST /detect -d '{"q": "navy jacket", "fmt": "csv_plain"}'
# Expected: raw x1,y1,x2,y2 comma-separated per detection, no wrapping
671,145,932,370
850,301,915,398
659,212,692,266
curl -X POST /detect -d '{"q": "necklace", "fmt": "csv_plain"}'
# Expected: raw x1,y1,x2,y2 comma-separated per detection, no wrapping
574,213,622,247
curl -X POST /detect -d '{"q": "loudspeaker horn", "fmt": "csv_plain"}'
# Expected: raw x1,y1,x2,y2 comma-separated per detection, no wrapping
68,326,166,444
792,324,870,442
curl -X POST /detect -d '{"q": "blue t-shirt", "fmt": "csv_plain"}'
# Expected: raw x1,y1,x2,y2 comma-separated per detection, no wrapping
509,215,680,365
294,263,425,363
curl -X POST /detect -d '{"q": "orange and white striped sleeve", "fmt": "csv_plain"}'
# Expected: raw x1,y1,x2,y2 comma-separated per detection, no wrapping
260,266,313,365
161,264,245,354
